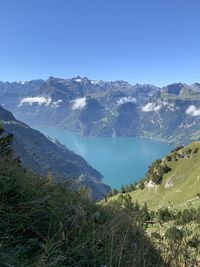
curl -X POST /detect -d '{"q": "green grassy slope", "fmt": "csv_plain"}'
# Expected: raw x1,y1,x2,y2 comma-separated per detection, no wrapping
110,142,200,210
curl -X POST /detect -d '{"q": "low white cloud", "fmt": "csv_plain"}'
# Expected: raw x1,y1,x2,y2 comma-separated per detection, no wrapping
19,96,51,106
141,101,176,112
19,96,62,108
186,105,200,117
117,96,136,105
71,97,87,110
141,102,162,112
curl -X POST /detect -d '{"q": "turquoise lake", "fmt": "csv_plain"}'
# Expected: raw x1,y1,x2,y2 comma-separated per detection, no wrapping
36,127,171,189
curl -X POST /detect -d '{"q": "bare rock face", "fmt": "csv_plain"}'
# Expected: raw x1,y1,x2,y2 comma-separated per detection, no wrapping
146,180,157,188
165,178,174,189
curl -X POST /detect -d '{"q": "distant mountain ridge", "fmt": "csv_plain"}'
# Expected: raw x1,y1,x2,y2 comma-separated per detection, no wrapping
0,106,110,199
1,76,200,145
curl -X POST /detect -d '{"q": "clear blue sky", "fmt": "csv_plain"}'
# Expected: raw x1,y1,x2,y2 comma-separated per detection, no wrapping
0,0,200,86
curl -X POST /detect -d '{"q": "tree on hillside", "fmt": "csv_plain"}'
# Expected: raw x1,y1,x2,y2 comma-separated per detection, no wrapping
165,226,183,243
140,202,150,223
124,184,135,193
171,146,184,153
0,124,13,157
139,181,145,190
158,207,173,222
121,185,125,193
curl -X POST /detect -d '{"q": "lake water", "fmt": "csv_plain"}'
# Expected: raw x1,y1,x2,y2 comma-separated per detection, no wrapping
36,127,171,189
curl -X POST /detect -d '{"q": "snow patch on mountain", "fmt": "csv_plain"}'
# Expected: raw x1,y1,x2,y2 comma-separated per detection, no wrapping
74,78,82,83
16,81,26,85
91,80,100,85
71,97,87,110
186,105,200,117
117,96,136,105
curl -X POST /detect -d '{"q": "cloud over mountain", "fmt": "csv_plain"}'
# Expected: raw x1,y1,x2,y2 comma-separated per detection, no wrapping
141,102,162,112
117,96,136,105
71,97,87,110
19,96,62,108
186,105,200,116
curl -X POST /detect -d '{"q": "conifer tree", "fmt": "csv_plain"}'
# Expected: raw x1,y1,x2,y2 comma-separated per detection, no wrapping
0,124,13,157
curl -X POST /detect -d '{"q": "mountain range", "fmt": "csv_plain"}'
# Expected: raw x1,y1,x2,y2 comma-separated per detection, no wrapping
1,76,200,145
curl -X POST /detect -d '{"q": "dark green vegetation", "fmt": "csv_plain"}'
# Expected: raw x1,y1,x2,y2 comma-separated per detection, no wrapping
144,159,171,185
0,127,167,267
147,206,200,266
1,78,200,145
0,106,110,199
105,193,200,266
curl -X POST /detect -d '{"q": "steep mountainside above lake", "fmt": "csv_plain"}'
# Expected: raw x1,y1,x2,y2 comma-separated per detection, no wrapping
0,106,110,199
